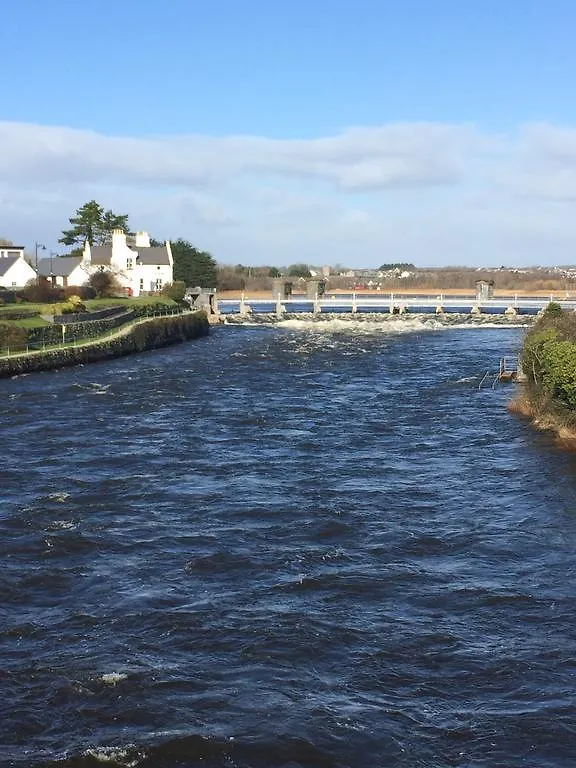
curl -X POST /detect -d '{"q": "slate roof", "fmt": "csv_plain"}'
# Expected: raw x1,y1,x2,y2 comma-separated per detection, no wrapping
37,257,82,277
0,256,20,276
136,246,171,265
90,246,113,266
89,244,170,266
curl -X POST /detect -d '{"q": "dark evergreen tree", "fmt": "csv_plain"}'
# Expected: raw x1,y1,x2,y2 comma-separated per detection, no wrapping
60,200,131,247
171,239,217,288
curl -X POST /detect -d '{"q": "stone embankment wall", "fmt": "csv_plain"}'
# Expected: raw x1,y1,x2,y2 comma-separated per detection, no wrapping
0,312,209,379
30,309,137,346
52,306,127,324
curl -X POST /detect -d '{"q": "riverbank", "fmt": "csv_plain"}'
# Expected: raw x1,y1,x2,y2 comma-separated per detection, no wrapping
509,305,576,446
508,393,576,447
0,310,209,378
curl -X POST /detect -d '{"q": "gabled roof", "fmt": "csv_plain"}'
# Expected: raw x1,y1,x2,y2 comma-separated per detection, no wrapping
0,256,21,276
90,246,113,265
38,257,82,277
136,246,170,265
89,244,169,266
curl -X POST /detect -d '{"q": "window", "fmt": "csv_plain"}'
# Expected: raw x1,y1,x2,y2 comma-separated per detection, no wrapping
139,279,144,289
11,282,16,286
155,279,163,291
126,258,133,270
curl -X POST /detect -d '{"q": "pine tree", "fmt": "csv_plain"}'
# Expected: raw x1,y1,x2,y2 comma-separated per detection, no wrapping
59,200,131,247
171,239,217,288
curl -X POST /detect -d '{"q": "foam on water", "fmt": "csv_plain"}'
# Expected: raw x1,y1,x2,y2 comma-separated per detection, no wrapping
83,746,141,765
224,312,531,334
100,673,128,686
277,316,442,333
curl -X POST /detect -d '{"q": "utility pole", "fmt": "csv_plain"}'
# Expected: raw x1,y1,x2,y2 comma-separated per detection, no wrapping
34,241,46,270
49,251,57,285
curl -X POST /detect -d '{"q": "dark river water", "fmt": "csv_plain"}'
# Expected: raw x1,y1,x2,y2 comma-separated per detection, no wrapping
2,319,576,768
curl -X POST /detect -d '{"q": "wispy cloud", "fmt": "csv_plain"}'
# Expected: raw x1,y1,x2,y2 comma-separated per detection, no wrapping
0,120,574,265
0,121,481,190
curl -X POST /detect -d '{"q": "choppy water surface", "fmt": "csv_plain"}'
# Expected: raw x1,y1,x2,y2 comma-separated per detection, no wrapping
2,321,576,768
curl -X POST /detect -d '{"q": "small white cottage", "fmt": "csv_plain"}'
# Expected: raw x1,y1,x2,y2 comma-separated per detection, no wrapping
37,255,88,287
0,246,37,288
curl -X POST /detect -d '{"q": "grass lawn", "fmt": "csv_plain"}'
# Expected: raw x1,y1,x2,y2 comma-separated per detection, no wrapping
0,296,177,316
84,296,177,309
0,303,50,314
11,317,51,328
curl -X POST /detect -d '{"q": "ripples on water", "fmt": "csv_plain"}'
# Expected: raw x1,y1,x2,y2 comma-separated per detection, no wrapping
2,320,576,768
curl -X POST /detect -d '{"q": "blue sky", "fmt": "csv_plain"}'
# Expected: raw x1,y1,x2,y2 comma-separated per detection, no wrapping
1,0,576,266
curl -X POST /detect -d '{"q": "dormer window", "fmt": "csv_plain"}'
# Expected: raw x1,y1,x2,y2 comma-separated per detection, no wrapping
126,258,133,270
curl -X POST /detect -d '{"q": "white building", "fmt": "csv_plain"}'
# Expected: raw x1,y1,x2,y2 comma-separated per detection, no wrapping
0,243,25,260
37,254,89,287
0,245,37,288
37,230,173,297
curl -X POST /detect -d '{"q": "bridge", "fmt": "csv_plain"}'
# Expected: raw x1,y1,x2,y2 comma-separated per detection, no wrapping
217,293,574,317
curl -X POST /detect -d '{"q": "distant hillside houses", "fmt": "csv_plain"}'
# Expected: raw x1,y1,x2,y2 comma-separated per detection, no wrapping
335,267,415,280
37,230,173,297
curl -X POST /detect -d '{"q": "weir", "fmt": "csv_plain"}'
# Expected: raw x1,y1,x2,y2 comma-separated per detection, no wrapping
216,293,575,317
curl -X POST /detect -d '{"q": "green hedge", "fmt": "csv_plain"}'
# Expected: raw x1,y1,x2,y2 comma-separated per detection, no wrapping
0,323,28,350
28,309,137,347
522,307,576,410
0,309,40,321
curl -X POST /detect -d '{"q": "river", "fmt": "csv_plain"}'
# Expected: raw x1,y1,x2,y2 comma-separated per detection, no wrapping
2,319,575,767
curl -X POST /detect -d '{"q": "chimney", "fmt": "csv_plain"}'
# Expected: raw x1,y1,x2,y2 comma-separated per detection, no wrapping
112,229,127,249
135,230,151,248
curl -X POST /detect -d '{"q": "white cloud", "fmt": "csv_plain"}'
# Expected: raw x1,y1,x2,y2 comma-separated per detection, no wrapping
0,119,575,266
0,121,478,190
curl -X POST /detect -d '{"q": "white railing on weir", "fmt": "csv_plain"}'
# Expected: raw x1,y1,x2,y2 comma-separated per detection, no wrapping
218,294,576,312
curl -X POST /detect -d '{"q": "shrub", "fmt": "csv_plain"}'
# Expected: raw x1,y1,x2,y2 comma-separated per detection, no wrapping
59,302,79,314
0,323,28,350
64,285,96,301
522,310,576,411
544,301,563,317
161,281,187,302
87,270,122,298
66,294,86,312
20,278,64,304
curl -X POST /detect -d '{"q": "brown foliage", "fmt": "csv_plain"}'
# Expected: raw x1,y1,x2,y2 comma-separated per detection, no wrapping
88,270,122,298
63,285,97,300
20,278,64,304
0,323,28,350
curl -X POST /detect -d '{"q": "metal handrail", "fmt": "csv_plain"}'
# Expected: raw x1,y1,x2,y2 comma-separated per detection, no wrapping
0,306,191,359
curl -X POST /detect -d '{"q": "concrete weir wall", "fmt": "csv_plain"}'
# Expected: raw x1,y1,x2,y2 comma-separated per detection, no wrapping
0,311,209,379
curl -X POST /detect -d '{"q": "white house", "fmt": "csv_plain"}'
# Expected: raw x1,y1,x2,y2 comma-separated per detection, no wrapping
0,246,37,288
37,255,90,287
37,230,173,297
0,243,25,260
